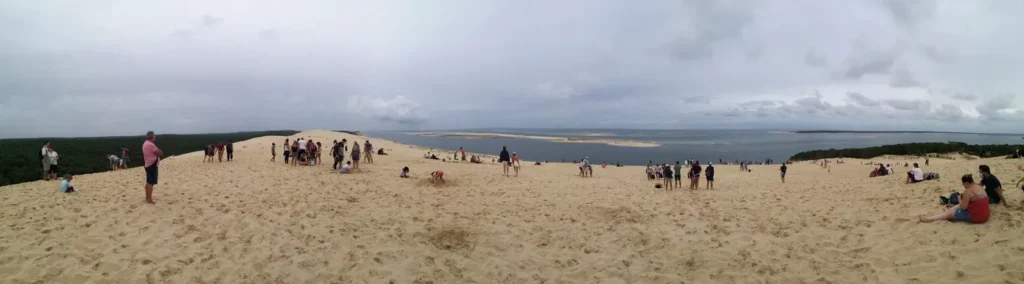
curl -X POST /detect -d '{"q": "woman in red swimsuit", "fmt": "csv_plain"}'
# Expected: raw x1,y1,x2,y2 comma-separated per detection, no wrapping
920,174,990,224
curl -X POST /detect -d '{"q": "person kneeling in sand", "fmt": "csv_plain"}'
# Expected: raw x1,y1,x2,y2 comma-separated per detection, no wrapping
60,174,76,193
920,174,990,224
339,161,352,173
401,166,410,178
430,170,445,184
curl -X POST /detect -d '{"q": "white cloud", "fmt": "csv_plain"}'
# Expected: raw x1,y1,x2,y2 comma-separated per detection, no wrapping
346,96,427,125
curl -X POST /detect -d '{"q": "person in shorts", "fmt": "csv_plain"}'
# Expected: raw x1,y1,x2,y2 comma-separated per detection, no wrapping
109,155,121,171
662,164,674,190
350,142,361,170
498,146,511,177
689,161,702,190
142,131,163,204
271,143,277,162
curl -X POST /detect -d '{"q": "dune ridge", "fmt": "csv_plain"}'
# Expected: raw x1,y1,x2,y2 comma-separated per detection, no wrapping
1,129,1023,283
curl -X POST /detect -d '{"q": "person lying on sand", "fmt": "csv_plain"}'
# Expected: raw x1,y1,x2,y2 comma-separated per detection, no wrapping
920,174,990,224
60,174,75,193
431,170,445,184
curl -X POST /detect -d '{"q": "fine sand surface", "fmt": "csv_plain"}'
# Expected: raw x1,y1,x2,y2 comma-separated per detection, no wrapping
2,129,1024,283
414,132,661,148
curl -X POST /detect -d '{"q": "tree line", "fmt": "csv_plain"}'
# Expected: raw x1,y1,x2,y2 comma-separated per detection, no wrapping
0,131,298,186
789,142,1024,161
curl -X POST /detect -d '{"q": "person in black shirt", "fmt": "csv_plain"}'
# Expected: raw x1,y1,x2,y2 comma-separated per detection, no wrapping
662,164,673,191
690,161,702,190
331,141,344,170
979,165,1005,205
705,162,715,190
780,163,788,183
226,140,234,161
498,146,511,177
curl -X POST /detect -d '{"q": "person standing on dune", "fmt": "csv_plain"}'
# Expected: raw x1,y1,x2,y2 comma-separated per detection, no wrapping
216,141,225,162
351,142,361,170
498,146,511,177
283,139,290,164
142,131,163,204
364,140,374,164
226,140,234,162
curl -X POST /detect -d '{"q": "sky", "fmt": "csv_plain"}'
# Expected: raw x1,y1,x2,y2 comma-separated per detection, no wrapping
2,0,1024,138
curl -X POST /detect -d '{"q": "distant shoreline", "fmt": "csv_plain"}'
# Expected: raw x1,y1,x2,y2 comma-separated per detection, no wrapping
410,132,661,148
791,130,1023,136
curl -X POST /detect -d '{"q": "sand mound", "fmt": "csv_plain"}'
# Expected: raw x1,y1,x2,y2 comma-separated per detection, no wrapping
1,129,1023,283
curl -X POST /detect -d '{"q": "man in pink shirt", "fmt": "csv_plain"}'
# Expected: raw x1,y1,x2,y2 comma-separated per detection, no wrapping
142,131,163,204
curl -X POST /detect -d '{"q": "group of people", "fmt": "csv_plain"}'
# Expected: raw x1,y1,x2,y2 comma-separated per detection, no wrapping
648,160,716,190
276,138,383,173
202,141,234,163
920,164,1011,224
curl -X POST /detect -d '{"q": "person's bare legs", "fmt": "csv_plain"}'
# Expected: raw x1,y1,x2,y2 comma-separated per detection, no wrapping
514,166,519,177
920,207,955,222
708,180,713,190
144,184,155,204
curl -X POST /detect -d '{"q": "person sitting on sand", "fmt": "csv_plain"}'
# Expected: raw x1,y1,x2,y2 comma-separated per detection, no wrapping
906,163,924,183
377,148,387,155
401,166,410,178
339,161,352,173
431,170,445,184
430,154,439,160
979,165,1006,205
920,174,990,223
60,174,75,193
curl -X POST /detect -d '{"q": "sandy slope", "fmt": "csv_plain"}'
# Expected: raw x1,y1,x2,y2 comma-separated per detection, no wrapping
1,129,1023,283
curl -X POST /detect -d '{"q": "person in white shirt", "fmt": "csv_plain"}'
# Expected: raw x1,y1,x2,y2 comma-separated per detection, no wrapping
906,163,925,183
48,150,59,178
339,161,352,173
297,138,308,162
41,141,52,180
109,155,121,171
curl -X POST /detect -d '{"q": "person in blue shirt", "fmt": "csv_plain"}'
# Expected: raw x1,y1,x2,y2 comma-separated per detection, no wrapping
60,174,75,193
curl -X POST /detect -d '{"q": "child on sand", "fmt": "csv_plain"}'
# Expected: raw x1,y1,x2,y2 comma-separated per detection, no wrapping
431,170,445,184
512,153,521,177
271,143,277,162
339,161,352,173
780,163,788,183
401,167,410,178
60,174,75,193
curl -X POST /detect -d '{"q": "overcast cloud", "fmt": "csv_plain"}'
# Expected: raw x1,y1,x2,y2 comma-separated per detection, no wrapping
2,0,1023,138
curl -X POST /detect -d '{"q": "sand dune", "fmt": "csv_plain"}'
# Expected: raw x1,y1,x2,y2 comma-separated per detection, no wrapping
1,129,1023,283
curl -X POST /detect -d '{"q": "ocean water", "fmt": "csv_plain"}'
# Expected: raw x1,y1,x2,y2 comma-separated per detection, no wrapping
366,129,1022,165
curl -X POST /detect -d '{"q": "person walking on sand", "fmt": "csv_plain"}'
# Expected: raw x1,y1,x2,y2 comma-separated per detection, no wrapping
364,140,374,164
498,146,511,177
460,147,467,162
226,140,234,162
283,139,290,164
706,162,715,190
142,131,163,204
331,140,341,169
216,141,225,162
351,142,361,170
779,163,788,183
511,152,521,177
271,143,277,162
315,141,323,166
